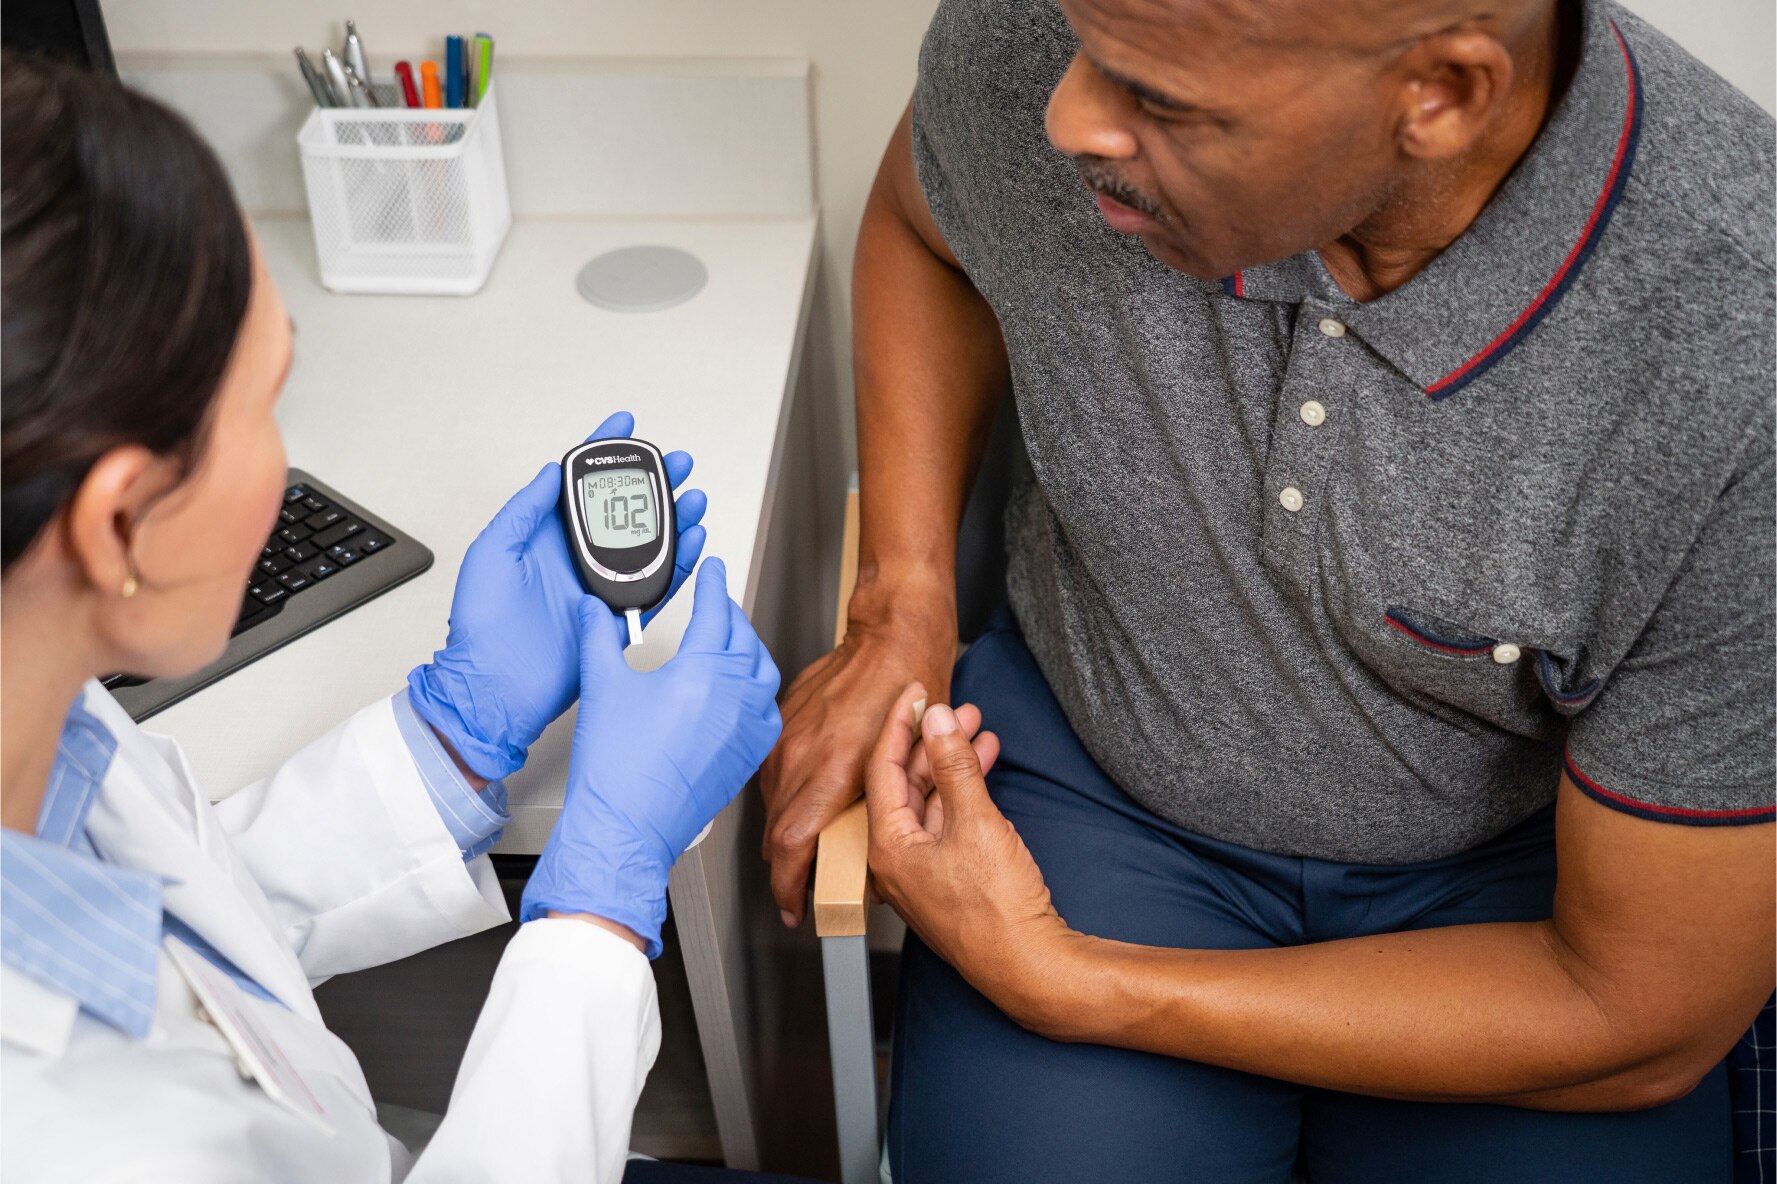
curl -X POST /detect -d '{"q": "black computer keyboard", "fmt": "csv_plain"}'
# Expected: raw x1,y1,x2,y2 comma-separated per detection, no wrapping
241,481,398,634
105,469,433,722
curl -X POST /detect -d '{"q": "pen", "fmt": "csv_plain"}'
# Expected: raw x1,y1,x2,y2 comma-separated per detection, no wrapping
343,19,371,88
444,35,464,108
294,47,335,107
394,60,420,108
343,64,380,108
320,48,351,111
473,34,493,105
420,60,443,109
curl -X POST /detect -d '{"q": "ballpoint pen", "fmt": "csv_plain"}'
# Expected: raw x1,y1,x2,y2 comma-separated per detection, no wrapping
343,19,371,88
320,48,351,110
294,47,335,107
343,64,379,108
394,60,420,108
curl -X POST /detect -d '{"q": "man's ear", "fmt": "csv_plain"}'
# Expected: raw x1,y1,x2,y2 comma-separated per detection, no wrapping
1392,30,1516,162
62,445,176,597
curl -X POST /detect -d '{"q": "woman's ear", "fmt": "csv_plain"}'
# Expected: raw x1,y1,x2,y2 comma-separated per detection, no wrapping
63,445,177,598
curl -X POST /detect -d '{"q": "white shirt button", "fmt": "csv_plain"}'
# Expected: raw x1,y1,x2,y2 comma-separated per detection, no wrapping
1299,400,1327,427
1279,487,1304,513
1318,318,1346,338
1491,643,1522,665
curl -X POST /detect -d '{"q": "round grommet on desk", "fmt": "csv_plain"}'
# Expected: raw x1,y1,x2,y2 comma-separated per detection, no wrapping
575,245,708,313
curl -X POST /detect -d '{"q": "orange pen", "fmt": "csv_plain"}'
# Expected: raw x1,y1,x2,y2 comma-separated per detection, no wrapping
419,61,442,109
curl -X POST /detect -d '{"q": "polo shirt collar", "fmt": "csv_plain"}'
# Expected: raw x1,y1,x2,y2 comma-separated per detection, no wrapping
1222,0,1643,400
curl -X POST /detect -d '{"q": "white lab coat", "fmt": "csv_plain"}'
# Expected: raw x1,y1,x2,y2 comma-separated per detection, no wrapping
1,682,662,1183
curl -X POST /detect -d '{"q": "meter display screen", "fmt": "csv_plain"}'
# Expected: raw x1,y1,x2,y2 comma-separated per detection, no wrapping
581,468,659,549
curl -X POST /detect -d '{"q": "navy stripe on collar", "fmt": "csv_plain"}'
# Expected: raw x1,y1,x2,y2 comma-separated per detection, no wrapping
1424,20,1644,399
1219,19,1644,402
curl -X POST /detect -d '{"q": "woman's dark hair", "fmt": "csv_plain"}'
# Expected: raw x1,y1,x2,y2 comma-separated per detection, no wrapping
2,51,253,572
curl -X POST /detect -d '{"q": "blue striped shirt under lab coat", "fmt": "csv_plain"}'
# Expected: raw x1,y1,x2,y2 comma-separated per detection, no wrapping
0,690,508,1038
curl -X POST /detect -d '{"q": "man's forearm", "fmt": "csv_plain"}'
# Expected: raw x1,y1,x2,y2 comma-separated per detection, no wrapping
1018,919,1715,1111
851,104,1008,624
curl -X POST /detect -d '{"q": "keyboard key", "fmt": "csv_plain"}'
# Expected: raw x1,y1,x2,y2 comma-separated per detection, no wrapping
257,554,293,577
311,519,363,549
304,507,344,531
357,531,392,554
262,542,280,559
277,524,312,546
279,507,303,525
284,486,307,504
277,570,312,594
334,547,361,566
284,542,318,563
250,582,289,606
302,558,339,581
301,496,328,514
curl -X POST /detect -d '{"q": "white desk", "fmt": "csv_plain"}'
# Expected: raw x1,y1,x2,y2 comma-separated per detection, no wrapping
161,214,815,834
151,212,830,1169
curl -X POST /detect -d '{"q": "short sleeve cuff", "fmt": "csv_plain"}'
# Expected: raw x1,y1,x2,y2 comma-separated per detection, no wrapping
393,691,511,860
1563,749,1776,827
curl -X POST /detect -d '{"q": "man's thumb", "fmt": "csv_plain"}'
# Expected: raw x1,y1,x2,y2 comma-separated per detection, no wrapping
921,704,990,813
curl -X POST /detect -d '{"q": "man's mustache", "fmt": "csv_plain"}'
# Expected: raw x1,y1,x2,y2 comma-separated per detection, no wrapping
1074,157,1167,223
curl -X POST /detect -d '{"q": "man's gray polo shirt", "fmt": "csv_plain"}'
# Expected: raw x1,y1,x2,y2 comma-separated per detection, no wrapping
911,0,1776,861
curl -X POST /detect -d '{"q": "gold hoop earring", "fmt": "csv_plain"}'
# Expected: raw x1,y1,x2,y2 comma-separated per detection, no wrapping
120,574,139,598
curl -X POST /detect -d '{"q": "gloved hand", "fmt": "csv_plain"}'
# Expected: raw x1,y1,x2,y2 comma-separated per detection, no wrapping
520,558,782,957
408,412,708,780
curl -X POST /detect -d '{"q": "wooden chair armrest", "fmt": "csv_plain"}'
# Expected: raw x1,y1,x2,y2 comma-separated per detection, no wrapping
814,480,869,940
814,800,871,938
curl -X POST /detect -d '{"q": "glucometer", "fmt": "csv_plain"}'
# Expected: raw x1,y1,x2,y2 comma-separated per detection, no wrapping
560,437,677,646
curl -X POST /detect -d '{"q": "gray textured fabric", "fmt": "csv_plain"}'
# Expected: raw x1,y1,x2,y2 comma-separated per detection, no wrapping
911,0,1776,861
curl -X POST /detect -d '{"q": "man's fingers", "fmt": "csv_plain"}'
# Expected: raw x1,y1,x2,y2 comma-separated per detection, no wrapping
919,730,994,837
907,702,983,788
663,449,694,490
867,683,927,777
864,685,938,848
973,730,1001,780
765,786,853,923
921,703,992,818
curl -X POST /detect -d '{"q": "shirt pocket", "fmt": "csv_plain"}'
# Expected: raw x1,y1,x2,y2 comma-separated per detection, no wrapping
1356,605,1558,737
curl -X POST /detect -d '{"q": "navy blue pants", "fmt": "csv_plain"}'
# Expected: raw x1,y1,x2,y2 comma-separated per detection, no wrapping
887,610,1730,1184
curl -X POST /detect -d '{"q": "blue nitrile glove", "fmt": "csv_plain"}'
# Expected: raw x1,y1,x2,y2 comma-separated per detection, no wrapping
520,558,782,957
408,412,708,780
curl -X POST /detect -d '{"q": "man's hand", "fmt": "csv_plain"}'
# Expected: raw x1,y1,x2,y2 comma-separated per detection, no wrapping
865,683,1074,1009
760,595,957,926
764,96,1012,925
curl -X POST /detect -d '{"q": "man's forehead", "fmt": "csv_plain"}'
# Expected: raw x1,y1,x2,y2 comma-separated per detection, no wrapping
1059,0,1434,63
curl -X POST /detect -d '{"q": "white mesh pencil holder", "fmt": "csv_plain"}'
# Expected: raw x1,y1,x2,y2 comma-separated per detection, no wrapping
297,84,511,295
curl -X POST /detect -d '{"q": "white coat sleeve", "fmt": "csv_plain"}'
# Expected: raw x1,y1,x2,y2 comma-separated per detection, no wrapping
403,918,661,1184
212,695,510,981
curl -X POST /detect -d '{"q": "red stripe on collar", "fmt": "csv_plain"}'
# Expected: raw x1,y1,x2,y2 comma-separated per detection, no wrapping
1424,20,1642,398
